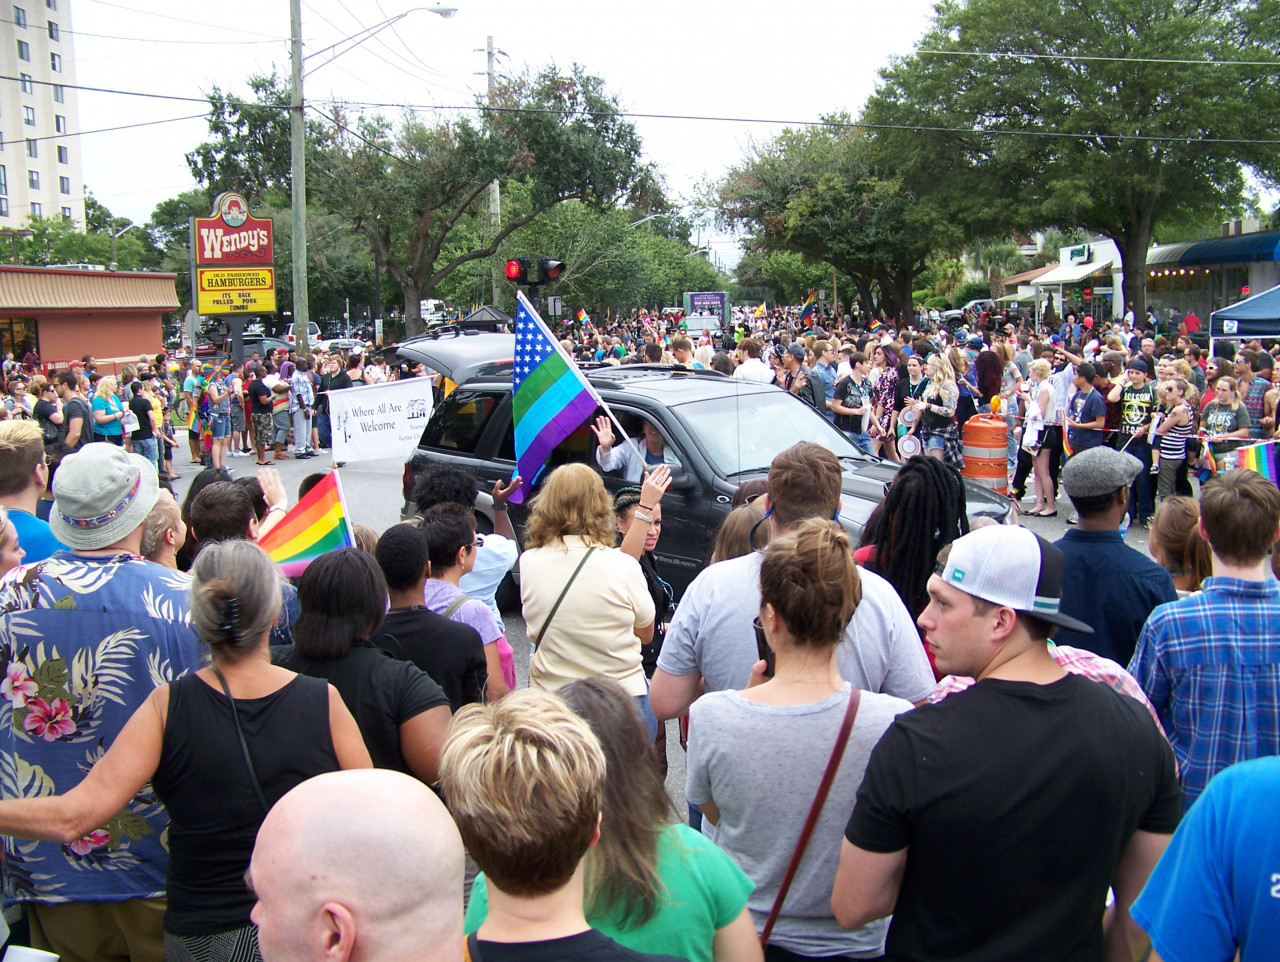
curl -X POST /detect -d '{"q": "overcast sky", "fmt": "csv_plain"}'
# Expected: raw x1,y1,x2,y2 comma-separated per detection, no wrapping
71,0,941,265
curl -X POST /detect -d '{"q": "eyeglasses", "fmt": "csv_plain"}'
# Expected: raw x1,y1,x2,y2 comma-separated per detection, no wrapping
467,534,486,550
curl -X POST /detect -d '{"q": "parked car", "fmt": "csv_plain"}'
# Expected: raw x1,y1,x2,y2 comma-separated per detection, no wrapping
942,299,999,324
285,321,323,346
319,337,367,354
395,336,1014,607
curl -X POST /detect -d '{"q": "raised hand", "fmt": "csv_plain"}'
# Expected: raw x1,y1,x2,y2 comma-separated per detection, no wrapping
491,475,522,509
590,415,615,453
641,465,673,508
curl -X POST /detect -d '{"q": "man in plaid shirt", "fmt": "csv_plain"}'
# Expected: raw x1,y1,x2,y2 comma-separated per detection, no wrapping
1129,469,1280,811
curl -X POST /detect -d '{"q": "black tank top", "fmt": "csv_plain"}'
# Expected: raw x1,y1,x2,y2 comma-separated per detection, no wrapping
153,672,340,936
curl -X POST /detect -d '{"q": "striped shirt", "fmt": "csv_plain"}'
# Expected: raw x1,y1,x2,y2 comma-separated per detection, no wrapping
1128,577,1280,810
1158,402,1195,460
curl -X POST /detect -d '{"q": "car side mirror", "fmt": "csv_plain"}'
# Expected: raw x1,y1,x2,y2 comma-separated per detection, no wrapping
667,468,696,491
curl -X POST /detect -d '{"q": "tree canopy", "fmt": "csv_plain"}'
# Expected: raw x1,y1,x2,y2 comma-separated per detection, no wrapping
864,0,1280,316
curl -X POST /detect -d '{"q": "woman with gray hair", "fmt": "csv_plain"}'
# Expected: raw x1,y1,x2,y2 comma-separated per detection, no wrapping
0,540,370,962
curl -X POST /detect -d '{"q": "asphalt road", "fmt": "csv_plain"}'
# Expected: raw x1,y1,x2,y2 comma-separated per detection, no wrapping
170,451,1150,812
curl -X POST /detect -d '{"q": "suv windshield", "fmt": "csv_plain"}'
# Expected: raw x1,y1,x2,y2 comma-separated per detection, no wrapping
672,392,867,477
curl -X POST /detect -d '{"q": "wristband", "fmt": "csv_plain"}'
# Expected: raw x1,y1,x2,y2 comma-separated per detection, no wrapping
639,503,656,510
493,504,508,512
267,503,287,514
633,510,652,523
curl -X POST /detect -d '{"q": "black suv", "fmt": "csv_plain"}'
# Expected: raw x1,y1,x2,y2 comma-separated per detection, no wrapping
397,336,1014,603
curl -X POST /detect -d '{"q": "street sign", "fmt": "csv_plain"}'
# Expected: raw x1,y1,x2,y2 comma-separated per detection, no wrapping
191,192,277,316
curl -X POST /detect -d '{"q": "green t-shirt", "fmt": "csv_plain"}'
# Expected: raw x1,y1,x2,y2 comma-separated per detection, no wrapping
465,823,754,962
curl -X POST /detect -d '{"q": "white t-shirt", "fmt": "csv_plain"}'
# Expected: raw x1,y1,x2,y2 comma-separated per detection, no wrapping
521,536,655,697
459,533,519,620
657,551,935,703
734,357,775,383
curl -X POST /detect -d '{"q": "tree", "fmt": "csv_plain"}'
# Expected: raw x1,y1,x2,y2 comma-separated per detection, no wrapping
976,241,1029,300
864,0,1280,319
308,64,646,335
715,119,962,318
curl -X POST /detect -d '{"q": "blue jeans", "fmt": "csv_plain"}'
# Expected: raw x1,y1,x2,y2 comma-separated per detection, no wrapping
132,437,159,475
1126,438,1155,522
634,693,658,741
849,431,872,455
316,412,331,449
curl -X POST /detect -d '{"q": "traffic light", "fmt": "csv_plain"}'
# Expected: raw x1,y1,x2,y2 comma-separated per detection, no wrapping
539,258,564,282
503,256,564,286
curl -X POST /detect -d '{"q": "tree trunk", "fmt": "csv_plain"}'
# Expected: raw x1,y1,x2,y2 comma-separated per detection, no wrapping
401,279,424,337
989,267,1005,301
1116,216,1154,327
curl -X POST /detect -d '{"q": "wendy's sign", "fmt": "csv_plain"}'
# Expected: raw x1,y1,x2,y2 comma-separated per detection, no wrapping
193,192,277,314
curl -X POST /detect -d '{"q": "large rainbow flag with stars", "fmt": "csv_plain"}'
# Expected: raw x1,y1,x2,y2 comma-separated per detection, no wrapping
256,471,355,576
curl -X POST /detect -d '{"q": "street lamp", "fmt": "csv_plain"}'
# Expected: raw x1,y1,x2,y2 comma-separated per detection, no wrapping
109,223,136,271
289,3,456,354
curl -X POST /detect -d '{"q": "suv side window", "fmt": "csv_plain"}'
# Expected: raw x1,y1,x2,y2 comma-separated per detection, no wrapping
496,406,600,467
422,389,499,453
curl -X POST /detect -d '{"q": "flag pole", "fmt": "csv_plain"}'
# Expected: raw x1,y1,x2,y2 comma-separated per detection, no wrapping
516,291,635,449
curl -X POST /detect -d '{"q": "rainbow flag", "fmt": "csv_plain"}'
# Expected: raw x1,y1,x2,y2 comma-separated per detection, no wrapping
1195,444,1217,484
798,291,816,322
1060,410,1074,457
869,318,884,333
510,290,599,504
1235,441,1277,484
256,471,355,576
577,308,588,324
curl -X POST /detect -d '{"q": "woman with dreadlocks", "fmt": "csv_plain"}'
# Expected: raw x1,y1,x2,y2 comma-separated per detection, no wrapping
855,456,969,678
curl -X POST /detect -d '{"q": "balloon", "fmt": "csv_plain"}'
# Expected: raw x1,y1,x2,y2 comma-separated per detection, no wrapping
991,396,1002,415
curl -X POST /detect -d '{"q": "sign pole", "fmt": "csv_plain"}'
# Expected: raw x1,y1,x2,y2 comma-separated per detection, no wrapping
187,217,199,354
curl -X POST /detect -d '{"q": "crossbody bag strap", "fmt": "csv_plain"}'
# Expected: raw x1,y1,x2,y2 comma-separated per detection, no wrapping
759,687,862,948
533,547,598,651
442,594,470,619
211,666,271,814
465,933,483,962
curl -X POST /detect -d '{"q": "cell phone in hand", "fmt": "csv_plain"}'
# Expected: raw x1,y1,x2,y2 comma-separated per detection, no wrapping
753,617,775,678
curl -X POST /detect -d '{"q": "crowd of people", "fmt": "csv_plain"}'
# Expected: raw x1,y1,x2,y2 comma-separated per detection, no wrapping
0,297,1277,962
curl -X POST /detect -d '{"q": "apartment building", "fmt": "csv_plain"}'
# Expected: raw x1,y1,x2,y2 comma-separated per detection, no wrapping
0,0,84,227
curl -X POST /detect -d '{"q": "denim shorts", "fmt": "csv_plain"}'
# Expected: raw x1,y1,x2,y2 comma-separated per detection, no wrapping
924,434,946,451
210,414,231,439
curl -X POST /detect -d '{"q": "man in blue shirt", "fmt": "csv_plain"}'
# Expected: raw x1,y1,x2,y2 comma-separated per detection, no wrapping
812,340,839,422
1053,447,1177,665
1132,756,1280,962
0,419,67,563
1129,469,1280,810
1065,362,1107,452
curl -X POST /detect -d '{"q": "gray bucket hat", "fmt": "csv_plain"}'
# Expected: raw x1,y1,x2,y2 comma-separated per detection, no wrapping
50,444,159,551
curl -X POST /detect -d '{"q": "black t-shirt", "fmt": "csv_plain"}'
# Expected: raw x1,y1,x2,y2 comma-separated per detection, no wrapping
473,929,685,962
61,395,92,451
330,371,354,392
371,609,488,712
274,642,449,774
248,378,273,415
845,673,1181,962
129,393,154,440
34,397,65,446
894,375,929,414
833,374,870,433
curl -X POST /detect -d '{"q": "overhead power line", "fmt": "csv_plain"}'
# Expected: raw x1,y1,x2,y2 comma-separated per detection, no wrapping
80,0,287,40
917,48,1280,68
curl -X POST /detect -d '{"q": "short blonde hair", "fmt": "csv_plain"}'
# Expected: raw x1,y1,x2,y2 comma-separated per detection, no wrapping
0,419,43,498
141,491,183,560
95,376,118,400
440,690,605,897
524,463,615,549
1029,358,1051,380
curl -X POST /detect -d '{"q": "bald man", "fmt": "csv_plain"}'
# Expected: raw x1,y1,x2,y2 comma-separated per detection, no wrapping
249,770,464,962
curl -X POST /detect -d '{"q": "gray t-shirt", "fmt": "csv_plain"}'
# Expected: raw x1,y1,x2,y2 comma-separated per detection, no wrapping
687,684,912,957
657,552,935,703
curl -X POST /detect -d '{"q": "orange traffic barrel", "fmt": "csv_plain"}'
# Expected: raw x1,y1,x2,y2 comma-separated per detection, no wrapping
961,414,1008,495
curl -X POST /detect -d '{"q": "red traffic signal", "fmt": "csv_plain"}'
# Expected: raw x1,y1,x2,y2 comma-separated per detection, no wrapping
504,258,530,282
539,258,564,282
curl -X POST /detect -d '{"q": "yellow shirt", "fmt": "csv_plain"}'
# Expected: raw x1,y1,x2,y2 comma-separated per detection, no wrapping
521,536,655,697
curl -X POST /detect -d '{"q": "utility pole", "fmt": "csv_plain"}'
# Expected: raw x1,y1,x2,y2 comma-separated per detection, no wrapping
486,35,502,308
289,0,311,355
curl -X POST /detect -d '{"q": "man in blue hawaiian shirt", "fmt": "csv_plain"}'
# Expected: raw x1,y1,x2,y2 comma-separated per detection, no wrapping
0,444,202,962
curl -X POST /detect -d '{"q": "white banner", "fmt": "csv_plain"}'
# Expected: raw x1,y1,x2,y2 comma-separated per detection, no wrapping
328,377,433,464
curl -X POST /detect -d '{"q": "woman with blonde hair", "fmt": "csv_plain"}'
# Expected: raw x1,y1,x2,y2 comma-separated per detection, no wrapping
520,462,671,737
687,519,913,959
1024,358,1062,516
711,502,768,564
909,352,963,466
91,375,126,445
1201,375,1250,461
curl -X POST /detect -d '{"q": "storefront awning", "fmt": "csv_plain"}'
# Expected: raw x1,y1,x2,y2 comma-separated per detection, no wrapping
1033,257,1116,286
0,266,179,312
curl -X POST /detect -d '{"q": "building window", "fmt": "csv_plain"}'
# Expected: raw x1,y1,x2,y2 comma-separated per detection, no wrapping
58,175,68,194
54,114,64,133
0,166,8,195
0,199,9,218
29,202,40,217
28,170,39,189
46,21,56,40
60,206,70,219
25,139,36,158
56,145,67,164
19,73,32,94
52,84,63,103
44,0,52,8
12,6,24,27
17,40,30,61
22,106,34,127
49,52,60,72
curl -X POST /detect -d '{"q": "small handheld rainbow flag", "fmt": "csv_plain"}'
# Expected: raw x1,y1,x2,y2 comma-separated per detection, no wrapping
1195,443,1217,484
869,318,884,333
1235,441,1277,484
798,291,816,322
577,308,588,324
256,472,355,576
1060,410,1074,457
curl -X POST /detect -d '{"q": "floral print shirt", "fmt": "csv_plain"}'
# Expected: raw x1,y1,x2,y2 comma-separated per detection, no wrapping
0,553,203,904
